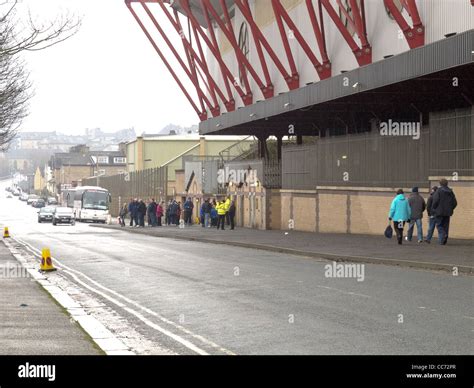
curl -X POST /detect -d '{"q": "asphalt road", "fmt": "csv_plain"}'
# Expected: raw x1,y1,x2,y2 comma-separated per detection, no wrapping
1,184,472,355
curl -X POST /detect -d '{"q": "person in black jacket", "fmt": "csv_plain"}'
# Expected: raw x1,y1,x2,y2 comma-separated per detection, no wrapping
431,179,457,245
425,186,437,243
147,198,157,227
137,199,147,227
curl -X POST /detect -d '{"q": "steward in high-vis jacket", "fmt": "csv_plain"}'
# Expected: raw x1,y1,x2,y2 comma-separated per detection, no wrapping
216,200,226,230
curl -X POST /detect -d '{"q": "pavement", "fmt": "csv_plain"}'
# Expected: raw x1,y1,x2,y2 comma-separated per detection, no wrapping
92,223,474,274
0,241,102,355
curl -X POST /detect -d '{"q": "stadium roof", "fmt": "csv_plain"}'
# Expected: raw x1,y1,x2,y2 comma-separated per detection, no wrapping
199,29,474,137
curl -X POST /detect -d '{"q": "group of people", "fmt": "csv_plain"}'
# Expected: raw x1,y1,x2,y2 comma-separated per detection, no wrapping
118,196,236,230
119,198,165,227
199,196,236,230
388,178,457,245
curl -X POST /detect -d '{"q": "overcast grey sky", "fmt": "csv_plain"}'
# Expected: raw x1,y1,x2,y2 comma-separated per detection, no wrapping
16,0,197,135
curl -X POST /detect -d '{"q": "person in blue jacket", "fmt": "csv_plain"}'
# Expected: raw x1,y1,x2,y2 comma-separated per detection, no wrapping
388,189,412,245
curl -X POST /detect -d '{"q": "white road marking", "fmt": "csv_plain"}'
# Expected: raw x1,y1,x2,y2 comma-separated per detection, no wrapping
4,240,132,355
14,236,236,355
63,269,209,355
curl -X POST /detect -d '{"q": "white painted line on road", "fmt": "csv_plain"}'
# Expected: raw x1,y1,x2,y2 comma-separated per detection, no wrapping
3,239,133,356
418,306,426,309
63,269,209,355
14,237,235,355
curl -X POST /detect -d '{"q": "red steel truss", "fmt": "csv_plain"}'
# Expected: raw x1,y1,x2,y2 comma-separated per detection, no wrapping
125,0,426,121
384,0,425,49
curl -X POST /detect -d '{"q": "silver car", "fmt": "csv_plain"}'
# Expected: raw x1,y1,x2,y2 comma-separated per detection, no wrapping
52,207,75,226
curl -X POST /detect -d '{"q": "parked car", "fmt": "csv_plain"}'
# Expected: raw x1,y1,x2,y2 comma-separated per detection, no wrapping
33,199,46,208
38,206,56,223
47,197,58,205
6,194,12,199
20,193,28,201
26,195,39,205
52,207,75,226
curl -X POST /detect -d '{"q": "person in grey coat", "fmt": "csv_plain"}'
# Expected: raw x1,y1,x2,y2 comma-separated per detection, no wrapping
406,187,426,243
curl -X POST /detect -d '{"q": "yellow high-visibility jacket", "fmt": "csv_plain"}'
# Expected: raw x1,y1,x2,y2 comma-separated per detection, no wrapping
217,202,226,215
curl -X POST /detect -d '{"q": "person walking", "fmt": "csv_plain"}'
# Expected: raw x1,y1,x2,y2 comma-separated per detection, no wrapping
431,178,457,245
406,187,426,243
156,201,164,227
137,199,146,227
216,199,226,230
147,198,157,227
388,189,411,245
118,203,128,227
424,186,438,244
228,199,236,230
183,197,194,226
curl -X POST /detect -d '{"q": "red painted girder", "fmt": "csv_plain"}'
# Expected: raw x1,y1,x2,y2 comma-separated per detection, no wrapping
155,0,237,115
320,0,372,66
234,0,299,90
384,0,424,48
173,9,209,114
202,0,268,100
241,0,274,95
271,0,299,79
126,1,207,120
273,0,331,80
199,0,235,111
140,2,218,115
305,0,330,65
179,0,249,107
218,0,252,96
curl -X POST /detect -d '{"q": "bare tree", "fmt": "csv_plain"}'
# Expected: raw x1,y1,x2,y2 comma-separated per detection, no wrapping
0,0,81,151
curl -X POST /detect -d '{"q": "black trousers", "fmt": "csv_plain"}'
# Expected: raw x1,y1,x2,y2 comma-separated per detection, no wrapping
184,210,192,225
393,221,406,244
217,214,225,230
229,212,235,230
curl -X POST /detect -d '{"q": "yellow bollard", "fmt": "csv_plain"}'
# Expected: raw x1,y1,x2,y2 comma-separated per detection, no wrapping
40,248,57,272
3,227,10,238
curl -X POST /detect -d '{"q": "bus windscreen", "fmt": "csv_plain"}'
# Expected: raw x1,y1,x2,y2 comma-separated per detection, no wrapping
82,191,109,210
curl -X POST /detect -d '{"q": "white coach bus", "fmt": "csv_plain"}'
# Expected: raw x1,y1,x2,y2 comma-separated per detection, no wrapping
70,186,112,223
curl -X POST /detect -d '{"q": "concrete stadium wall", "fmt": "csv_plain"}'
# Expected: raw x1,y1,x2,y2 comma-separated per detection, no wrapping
273,179,474,239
